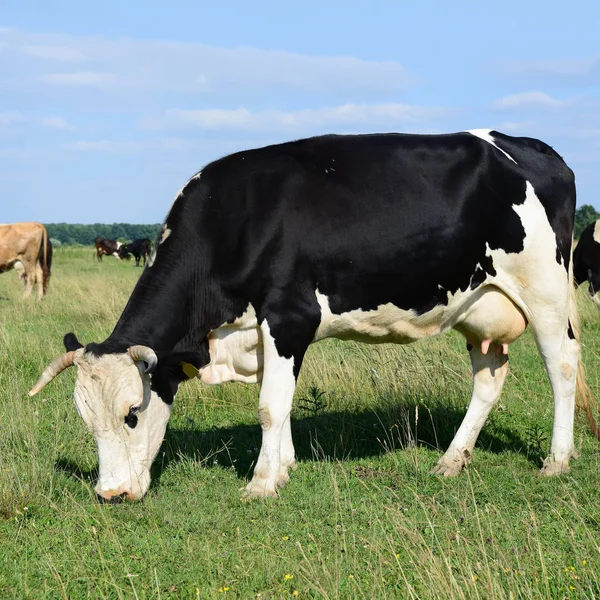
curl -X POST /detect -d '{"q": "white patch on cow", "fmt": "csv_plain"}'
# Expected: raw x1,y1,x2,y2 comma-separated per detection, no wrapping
147,246,157,267
72,351,172,500
482,181,568,323
200,304,263,384
314,290,450,344
159,227,171,245
467,129,517,164
170,171,202,212
593,220,600,244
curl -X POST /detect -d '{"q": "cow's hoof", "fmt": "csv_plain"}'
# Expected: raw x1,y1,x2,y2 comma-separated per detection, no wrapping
277,472,291,488
432,448,471,477
276,459,297,488
431,460,463,477
539,458,570,476
241,478,279,500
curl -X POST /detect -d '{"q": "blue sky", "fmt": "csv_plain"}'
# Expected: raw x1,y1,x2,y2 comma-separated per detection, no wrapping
2,0,600,224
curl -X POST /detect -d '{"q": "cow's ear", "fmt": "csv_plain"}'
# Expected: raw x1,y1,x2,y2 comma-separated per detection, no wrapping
64,332,84,352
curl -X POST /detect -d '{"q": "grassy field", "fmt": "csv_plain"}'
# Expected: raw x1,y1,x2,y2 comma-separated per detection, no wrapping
2,246,600,599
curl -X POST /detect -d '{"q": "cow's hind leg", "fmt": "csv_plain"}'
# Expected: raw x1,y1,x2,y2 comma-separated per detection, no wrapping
22,267,35,298
535,328,579,474
433,346,509,476
35,263,44,300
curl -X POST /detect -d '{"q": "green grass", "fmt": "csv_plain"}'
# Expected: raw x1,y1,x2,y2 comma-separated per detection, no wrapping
2,246,600,599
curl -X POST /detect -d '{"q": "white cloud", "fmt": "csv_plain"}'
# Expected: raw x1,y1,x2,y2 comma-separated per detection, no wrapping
40,116,75,131
491,92,565,110
39,71,117,86
5,30,413,95
22,44,85,62
143,103,449,133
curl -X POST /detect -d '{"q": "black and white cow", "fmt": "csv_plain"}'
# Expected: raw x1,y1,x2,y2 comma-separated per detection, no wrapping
119,238,152,266
573,219,600,307
30,130,597,501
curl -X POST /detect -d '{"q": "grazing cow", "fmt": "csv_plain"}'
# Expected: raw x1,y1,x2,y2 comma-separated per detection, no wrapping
94,237,122,261
573,219,600,307
119,238,152,266
0,222,52,299
31,130,598,501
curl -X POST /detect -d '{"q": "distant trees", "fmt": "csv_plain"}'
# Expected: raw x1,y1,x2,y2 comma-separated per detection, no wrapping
44,223,162,246
574,205,600,240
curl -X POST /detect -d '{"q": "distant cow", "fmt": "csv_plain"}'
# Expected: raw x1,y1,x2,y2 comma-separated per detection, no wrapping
573,219,600,307
94,237,122,261
119,238,152,266
0,222,52,299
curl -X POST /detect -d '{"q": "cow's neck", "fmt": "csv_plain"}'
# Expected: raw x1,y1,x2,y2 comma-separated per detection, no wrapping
102,258,243,354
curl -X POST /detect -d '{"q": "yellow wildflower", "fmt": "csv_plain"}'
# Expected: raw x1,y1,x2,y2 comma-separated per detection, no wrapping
582,560,587,566
348,574,354,580
292,592,299,597
284,574,294,581
472,575,478,582
282,536,289,541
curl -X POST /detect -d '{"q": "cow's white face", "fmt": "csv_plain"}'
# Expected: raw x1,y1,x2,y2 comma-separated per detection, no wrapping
71,350,171,500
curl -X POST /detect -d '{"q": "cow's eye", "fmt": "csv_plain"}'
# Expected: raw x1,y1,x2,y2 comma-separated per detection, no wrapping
124,405,140,429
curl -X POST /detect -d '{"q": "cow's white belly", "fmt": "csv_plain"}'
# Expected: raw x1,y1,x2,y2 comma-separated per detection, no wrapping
314,290,466,344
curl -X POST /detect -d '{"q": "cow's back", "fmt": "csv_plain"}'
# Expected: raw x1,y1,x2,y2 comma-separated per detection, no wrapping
186,132,574,317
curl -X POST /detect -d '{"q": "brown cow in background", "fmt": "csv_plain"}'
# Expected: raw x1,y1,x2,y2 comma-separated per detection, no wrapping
0,222,52,299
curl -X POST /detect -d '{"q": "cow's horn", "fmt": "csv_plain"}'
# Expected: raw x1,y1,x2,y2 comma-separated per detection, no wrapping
28,351,76,397
128,346,158,373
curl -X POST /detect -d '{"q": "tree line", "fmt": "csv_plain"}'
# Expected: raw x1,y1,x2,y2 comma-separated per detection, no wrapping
44,223,162,246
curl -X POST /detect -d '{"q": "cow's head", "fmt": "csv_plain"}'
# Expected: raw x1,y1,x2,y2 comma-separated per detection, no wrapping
29,333,202,501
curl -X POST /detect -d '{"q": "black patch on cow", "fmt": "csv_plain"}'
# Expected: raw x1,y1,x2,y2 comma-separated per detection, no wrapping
64,332,84,351
567,321,575,340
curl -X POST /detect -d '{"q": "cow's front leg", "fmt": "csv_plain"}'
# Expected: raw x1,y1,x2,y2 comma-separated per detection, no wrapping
244,321,297,498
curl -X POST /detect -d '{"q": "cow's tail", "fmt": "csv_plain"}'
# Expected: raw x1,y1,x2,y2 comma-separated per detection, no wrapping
569,253,600,441
37,225,52,296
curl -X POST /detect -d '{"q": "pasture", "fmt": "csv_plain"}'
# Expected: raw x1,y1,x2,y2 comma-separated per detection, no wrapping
1,246,600,599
